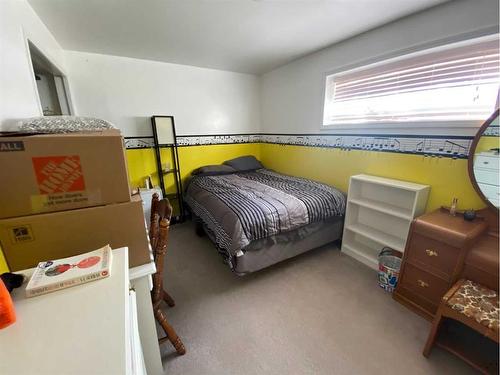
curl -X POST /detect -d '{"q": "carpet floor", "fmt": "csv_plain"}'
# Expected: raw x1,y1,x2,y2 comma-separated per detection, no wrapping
160,222,476,375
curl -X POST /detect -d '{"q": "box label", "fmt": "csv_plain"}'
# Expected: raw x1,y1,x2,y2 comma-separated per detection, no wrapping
0,141,24,152
31,191,90,211
32,155,86,194
9,225,34,243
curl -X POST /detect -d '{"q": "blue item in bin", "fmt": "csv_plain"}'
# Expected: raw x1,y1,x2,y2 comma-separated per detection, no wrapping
378,247,402,293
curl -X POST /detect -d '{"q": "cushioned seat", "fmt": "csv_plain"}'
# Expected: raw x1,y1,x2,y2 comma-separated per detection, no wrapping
423,278,499,365
446,280,499,332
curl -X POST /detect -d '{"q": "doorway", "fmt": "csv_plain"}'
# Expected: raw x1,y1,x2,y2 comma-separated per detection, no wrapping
28,41,72,116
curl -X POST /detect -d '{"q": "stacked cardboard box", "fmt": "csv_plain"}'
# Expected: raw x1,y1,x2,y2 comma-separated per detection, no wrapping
0,130,151,271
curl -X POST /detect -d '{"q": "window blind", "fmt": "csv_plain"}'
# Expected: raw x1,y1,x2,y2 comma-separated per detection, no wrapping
323,38,500,125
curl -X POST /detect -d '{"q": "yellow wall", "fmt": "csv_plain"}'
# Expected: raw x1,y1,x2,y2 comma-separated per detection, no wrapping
127,142,485,213
0,249,7,273
126,148,176,189
178,143,261,185
126,143,261,189
0,140,484,274
476,136,500,154
260,143,485,213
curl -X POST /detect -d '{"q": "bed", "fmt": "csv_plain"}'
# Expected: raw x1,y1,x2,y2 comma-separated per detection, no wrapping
184,157,346,275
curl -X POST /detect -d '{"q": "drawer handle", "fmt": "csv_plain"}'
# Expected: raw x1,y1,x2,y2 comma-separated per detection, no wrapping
417,279,429,288
425,249,438,257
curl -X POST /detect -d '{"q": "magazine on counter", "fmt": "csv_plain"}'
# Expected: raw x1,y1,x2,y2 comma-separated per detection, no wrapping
25,245,112,297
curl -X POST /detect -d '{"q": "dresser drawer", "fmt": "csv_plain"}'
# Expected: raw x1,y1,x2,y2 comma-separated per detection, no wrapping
394,208,489,320
474,168,500,186
406,234,460,279
399,263,450,305
474,154,499,171
395,286,439,318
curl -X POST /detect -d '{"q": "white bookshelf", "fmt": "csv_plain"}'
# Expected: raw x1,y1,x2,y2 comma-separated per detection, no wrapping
341,174,430,270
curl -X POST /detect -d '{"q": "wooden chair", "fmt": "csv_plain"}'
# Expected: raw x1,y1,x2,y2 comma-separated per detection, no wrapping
150,193,176,307
150,194,186,355
423,278,498,373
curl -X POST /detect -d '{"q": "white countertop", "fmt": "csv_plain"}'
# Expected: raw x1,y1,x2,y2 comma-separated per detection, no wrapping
0,247,130,375
129,241,156,281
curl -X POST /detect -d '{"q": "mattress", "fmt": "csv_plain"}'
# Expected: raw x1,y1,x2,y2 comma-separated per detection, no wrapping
184,169,346,272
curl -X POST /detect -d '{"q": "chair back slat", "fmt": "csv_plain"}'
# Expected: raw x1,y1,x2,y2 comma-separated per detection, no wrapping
150,192,160,234
149,194,173,253
154,200,173,221
147,194,185,355
149,213,160,251
151,217,170,303
149,196,173,304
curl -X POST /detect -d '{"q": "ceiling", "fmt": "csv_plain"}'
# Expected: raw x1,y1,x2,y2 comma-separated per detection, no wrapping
28,0,448,74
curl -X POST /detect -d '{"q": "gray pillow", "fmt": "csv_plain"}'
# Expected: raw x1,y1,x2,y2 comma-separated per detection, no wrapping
192,164,237,176
223,155,263,171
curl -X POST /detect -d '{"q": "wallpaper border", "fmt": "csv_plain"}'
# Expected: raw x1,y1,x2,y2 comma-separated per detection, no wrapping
124,133,474,159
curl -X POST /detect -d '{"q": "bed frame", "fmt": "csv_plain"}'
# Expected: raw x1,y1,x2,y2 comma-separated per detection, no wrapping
192,213,344,275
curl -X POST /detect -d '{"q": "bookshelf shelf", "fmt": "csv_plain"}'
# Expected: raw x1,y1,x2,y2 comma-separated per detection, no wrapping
341,174,430,270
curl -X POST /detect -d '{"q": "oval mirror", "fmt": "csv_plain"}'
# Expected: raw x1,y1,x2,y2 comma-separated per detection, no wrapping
469,109,500,210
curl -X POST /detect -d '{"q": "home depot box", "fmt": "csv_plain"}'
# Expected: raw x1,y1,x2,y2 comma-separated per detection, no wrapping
0,198,151,271
0,130,130,219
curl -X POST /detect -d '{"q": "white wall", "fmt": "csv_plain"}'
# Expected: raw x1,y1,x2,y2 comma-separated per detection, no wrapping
3,0,497,137
0,0,66,131
260,0,499,136
65,51,261,137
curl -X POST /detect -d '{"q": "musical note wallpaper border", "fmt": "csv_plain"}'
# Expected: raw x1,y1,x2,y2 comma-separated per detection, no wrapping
124,133,474,159
123,137,155,149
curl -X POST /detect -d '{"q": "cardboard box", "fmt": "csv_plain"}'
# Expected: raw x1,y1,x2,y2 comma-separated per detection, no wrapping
0,130,130,219
0,199,152,271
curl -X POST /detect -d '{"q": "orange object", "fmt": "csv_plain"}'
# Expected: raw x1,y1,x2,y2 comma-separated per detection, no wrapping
0,279,16,329
32,155,86,194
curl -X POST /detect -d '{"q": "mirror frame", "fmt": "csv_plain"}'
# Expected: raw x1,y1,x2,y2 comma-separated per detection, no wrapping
467,108,500,212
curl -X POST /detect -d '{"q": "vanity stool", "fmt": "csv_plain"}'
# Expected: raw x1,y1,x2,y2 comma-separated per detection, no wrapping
423,279,499,374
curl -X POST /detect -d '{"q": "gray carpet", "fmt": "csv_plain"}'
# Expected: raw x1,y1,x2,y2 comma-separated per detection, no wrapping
160,222,476,375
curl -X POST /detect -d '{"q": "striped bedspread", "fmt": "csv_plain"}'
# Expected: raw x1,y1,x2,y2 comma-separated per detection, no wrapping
184,169,346,263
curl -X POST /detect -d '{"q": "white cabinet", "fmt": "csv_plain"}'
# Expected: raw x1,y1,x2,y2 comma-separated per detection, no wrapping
341,174,430,270
474,151,500,207
129,289,147,375
0,248,147,375
129,268,163,375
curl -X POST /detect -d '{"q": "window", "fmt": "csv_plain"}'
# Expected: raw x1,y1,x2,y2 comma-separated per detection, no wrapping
323,37,500,127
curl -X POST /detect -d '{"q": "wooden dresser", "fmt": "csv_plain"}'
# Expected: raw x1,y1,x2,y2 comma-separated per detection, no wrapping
393,208,488,320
